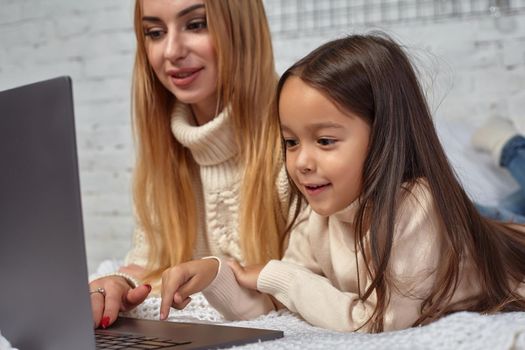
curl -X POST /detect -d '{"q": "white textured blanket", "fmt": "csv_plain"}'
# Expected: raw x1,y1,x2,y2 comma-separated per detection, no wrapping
125,293,525,350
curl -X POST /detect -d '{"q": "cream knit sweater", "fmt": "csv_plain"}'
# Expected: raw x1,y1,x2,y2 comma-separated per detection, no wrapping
124,102,290,267
205,180,525,332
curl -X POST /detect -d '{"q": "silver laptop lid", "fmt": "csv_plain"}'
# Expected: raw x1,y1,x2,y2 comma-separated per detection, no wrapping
0,77,96,350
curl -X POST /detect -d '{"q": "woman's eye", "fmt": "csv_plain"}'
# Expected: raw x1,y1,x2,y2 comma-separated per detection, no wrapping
144,29,164,40
284,139,298,149
187,19,207,31
318,138,336,146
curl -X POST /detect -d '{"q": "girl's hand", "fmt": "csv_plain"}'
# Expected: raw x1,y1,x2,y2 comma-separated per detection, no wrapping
159,258,219,320
227,260,264,290
89,276,151,329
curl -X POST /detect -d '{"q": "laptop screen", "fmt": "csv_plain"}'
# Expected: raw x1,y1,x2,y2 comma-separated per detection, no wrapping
0,77,96,350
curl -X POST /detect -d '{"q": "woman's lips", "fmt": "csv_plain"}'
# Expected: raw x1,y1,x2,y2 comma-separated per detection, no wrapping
169,68,203,87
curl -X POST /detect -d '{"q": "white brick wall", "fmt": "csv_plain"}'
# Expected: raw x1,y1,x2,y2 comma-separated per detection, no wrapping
0,0,136,274
1,1,524,273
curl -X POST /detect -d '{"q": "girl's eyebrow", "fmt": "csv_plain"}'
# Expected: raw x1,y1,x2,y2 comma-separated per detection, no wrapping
307,122,344,131
142,4,205,23
280,125,294,134
280,122,344,134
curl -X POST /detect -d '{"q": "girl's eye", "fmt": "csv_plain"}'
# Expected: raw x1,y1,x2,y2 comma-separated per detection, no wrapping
317,138,337,146
283,139,298,149
187,19,207,31
144,28,165,40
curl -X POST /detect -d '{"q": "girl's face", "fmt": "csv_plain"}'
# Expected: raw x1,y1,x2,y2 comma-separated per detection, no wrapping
279,76,371,216
141,0,218,122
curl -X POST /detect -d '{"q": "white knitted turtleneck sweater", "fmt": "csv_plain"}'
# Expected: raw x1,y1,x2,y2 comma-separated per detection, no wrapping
124,103,289,268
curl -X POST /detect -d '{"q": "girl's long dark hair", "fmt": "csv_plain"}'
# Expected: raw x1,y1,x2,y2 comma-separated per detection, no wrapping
277,33,525,332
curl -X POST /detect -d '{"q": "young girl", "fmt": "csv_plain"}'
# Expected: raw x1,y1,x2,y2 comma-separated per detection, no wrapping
88,0,297,328
219,33,525,332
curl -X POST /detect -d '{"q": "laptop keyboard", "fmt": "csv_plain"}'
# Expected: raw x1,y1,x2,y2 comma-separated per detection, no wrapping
95,331,192,349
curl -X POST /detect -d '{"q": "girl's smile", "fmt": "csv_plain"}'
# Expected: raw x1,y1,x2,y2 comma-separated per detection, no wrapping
302,182,332,196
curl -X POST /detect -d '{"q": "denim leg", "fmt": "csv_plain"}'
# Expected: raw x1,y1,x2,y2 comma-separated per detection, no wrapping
477,135,525,222
476,203,525,224
500,135,525,193
499,190,525,216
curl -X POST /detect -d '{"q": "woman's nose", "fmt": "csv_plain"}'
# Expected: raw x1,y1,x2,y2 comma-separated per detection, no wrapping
164,32,187,62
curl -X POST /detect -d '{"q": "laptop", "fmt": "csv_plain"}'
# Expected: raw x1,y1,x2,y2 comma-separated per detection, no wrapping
0,77,283,350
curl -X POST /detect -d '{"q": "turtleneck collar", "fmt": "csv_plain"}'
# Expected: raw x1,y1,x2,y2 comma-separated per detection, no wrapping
170,103,238,166
331,199,361,224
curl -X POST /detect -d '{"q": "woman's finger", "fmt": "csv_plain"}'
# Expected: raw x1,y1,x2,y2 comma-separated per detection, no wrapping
101,286,124,329
123,284,152,310
90,287,105,328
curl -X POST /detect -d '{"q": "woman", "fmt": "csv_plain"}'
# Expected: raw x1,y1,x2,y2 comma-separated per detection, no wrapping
89,0,297,328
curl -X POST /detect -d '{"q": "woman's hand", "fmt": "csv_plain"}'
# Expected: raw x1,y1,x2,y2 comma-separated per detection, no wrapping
89,275,151,329
159,258,219,320
227,260,264,291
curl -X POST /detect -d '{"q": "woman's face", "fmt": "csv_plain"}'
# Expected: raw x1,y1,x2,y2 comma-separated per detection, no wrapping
141,0,218,122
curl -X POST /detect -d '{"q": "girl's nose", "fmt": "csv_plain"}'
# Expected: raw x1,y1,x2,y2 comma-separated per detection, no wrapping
299,166,312,174
296,148,315,174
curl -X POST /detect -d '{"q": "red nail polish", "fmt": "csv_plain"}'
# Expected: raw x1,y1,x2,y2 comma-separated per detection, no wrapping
145,284,152,292
100,316,110,329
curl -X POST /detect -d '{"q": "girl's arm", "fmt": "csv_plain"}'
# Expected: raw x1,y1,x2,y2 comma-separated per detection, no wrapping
258,260,375,332
201,258,277,320
256,182,443,332
202,205,312,320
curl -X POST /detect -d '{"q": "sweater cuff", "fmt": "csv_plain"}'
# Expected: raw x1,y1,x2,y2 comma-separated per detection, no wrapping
201,257,242,319
257,260,300,308
202,257,274,320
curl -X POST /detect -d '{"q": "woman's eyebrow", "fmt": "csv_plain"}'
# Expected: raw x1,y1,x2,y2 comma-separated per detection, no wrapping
142,4,205,23
142,16,162,23
176,3,205,18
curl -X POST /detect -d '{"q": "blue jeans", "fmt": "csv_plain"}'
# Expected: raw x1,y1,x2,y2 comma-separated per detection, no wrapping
477,135,525,224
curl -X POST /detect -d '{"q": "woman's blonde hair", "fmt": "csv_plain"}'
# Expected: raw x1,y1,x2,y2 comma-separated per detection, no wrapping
132,0,285,281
